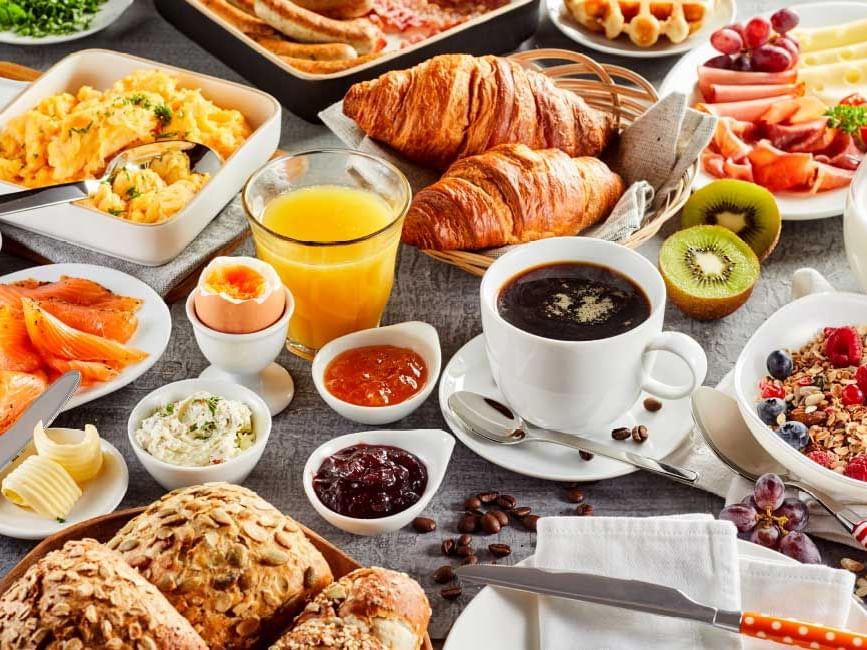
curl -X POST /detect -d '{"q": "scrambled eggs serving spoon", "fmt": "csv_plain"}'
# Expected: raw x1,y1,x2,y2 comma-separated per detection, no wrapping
0,140,222,217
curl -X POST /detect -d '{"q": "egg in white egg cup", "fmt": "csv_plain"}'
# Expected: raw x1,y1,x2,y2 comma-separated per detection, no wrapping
185,287,295,415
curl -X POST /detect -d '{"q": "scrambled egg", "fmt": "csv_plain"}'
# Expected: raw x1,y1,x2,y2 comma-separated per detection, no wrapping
0,69,252,223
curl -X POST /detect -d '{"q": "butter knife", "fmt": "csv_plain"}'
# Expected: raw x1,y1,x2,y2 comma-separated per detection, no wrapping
0,371,80,469
456,564,867,650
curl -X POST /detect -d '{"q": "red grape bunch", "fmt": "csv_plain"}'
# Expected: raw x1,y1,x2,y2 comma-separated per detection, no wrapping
705,8,800,73
719,473,821,564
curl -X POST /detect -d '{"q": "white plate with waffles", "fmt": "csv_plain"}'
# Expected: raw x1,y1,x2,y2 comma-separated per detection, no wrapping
547,0,736,58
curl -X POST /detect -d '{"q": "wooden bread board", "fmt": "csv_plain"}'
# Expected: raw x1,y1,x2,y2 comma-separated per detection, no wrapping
0,507,435,649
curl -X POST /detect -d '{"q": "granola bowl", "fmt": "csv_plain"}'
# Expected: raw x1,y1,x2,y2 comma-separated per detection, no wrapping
734,292,867,500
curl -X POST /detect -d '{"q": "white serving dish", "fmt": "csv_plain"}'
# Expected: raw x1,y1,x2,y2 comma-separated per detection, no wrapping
733,292,867,500
0,0,133,45
844,161,867,292
311,322,442,425
303,429,454,536
127,379,272,490
0,49,281,266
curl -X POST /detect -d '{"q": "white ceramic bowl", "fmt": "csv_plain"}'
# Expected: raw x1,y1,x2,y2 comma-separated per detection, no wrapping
844,161,867,292
127,379,272,490
733,292,867,500
303,429,454,536
311,322,442,425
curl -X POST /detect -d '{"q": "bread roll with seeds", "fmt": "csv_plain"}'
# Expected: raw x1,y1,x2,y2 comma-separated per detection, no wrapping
108,482,333,649
276,567,431,650
272,617,385,649
0,538,207,649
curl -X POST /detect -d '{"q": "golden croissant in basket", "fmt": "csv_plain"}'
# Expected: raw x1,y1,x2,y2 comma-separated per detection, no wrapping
564,0,715,47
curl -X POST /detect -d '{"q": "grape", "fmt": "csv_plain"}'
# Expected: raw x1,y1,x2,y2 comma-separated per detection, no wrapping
719,503,758,533
774,35,800,66
727,22,746,38
741,494,758,509
754,473,785,510
710,28,744,55
744,16,772,48
750,523,782,549
779,531,821,564
770,8,799,34
775,498,809,532
704,54,734,69
732,55,754,72
752,44,794,73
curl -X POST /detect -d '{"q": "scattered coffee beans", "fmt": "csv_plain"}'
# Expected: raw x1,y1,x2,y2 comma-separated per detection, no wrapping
491,510,509,526
464,496,482,510
440,585,462,600
478,491,498,504
564,487,584,504
579,450,594,461
576,504,593,516
611,427,631,440
455,545,475,558
496,494,517,510
489,543,512,558
521,514,540,531
432,565,455,584
512,506,532,518
441,539,456,556
412,517,436,533
631,425,648,443
643,397,663,412
457,534,472,546
480,513,501,534
458,514,479,534
462,555,479,566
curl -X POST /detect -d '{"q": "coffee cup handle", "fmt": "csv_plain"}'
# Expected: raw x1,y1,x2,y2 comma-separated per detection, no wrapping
641,332,708,400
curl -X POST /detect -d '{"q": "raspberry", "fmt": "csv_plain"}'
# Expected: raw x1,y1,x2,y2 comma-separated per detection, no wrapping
759,379,785,399
856,365,867,395
843,384,865,406
844,455,867,481
806,450,832,468
825,326,863,367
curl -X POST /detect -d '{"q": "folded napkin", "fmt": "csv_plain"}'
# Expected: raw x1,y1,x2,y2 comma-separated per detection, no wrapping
319,92,716,251
535,515,861,650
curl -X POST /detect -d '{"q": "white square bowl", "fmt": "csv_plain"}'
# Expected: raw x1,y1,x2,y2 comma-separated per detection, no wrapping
0,49,281,266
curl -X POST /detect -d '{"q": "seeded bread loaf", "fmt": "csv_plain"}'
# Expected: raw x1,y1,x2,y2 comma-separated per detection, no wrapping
107,482,333,649
280,567,431,650
0,538,207,650
272,617,386,649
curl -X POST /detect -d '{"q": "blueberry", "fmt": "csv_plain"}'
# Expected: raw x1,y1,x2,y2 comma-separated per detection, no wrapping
756,398,786,425
777,421,809,450
766,350,793,380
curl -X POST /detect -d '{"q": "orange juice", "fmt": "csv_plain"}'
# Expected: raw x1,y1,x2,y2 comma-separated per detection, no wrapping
255,184,402,352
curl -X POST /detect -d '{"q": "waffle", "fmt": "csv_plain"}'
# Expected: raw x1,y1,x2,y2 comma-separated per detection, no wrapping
564,0,715,47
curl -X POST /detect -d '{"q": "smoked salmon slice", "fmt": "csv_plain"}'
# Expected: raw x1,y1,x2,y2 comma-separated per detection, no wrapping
42,357,118,384
36,300,139,343
0,371,47,434
14,277,143,312
21,298,147,369
0,305,42,373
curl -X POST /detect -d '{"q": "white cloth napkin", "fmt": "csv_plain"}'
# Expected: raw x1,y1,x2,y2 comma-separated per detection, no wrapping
535,515,862,650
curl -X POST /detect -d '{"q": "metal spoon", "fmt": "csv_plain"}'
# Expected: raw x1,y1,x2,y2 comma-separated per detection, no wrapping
447,391,699,485
691,386,867,549
0,140,222,216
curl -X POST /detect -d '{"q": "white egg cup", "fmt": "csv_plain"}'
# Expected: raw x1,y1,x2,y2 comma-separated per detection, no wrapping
186,287,295,415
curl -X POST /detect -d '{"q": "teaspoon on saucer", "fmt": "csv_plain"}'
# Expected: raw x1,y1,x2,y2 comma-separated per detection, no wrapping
447,390,699,486
691,386,867,549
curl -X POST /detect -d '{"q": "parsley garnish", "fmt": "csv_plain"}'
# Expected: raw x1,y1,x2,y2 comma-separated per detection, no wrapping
125,187,141,200
107,208,123,216
0,0,107,38
159,402,175,417
153,104,173,127
206,395,220,416
68,121,93,137
126,93,152,108
825,105,867,135
56,517,65,523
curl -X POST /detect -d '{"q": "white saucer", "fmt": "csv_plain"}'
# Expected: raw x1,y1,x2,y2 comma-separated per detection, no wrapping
438,334,696,482
200,363,294,416
0,438,128,540
547,0,736,59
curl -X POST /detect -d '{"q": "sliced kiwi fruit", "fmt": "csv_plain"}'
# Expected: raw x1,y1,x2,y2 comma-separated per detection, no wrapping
681,179,781,261
659,225,760,321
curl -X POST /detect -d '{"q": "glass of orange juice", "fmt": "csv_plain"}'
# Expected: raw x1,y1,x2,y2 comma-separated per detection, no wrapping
242,150,411,359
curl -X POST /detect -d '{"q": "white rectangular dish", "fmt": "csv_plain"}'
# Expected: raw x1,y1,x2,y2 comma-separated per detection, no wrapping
0,49,281,266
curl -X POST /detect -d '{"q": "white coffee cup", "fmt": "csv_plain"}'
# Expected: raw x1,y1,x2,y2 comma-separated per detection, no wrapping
480,237,707,431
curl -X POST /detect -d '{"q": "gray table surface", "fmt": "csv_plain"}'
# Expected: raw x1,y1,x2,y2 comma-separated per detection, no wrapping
0,0,858,644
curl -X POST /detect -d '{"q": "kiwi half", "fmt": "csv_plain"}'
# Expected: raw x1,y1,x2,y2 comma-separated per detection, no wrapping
659,225,760,321
681,179,781,261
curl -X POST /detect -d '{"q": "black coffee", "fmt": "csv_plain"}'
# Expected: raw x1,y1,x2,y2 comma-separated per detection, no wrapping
497,262,651,341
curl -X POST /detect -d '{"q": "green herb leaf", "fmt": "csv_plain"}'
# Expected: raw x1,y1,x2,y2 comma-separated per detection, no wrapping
206,395,220,416
153,104,173,128
125,186,141,200
825,105,867,135
68,121,93,137
0,0,107,37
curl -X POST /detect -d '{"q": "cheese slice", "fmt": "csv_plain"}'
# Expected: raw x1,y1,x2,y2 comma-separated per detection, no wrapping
792,17,867,52
801,42,867,67
798,59,867,104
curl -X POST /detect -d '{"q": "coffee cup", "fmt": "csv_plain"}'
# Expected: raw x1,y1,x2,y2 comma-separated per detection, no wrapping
480,237,707,431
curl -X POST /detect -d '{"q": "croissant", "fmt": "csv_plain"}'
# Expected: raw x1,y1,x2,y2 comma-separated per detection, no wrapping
343,54,616,169
402,144,625,250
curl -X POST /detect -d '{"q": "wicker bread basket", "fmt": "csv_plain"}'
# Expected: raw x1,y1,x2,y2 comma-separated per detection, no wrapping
423,48,698,277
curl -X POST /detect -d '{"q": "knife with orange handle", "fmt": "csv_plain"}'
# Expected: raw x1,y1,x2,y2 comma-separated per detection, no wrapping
457,565,867,649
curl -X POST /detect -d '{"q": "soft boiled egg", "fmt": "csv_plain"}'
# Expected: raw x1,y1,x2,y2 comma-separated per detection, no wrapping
194,257,285,334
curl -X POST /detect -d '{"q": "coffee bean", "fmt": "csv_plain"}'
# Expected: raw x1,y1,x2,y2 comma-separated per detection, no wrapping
564,487,584,504
611,427,631,441
631,425,648,443
465,508,485,517
489,543,512,558
458,514,479,534
643,397,663,412
456,545,475,558
462,555,479,566
478,491,498,504
521,514,540,531
432,565,455,584
441,585,462,600
491,510,509,526
480,513,501,534
496,494,517,510
412,517,436,533
457,534,472,547
579,450,594,461
576,504,593,516
464,496,482,510
441,539,456,556
512,506,531,518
